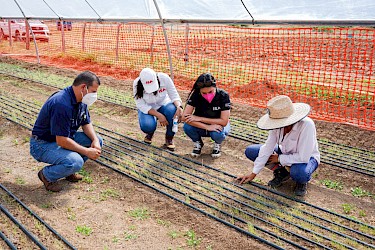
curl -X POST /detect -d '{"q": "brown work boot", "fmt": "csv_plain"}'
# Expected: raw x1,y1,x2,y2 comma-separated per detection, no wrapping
164,135,175,151
144,132,154,144
65,173,83,182
38,170,62,192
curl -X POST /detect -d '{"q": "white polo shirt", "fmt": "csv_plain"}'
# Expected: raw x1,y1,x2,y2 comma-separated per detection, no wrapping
252,117,320,175
133,72,182,114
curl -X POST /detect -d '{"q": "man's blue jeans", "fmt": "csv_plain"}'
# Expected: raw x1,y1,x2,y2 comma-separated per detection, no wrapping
30,132,103,182
183,122,231,144
138,102,176,137
245,144,318,184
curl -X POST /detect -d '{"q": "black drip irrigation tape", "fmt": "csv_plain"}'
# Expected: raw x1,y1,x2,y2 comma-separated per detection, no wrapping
0,184,77,250
1,91,375,249
96,126,375,247
100,140,345,249
0,204,47,250
2,93,375,230
98,131,373,248
96,159,284,249
0,230,17,250
1,70,374,177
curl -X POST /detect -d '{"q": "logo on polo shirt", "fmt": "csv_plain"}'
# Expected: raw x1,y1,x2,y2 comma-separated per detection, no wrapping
158,88,166,93
213,106,221,111
145,80,153,84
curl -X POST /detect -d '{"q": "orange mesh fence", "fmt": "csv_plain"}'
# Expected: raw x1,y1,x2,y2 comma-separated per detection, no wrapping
1,21,374,130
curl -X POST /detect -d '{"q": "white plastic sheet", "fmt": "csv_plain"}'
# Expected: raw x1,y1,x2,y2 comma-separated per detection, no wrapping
0,0,374,21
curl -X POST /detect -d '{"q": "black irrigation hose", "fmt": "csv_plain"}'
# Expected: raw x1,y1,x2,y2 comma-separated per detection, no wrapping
0,204,47,250
1,71,374,176
5,97,374,245
0,184,77,250
98,129,375,247
101,141,349,249
1,95,374,249
95,157,285,250
96,125,375,237
97,126,375,245
0,230,17,250
100,136,373,248
1,95,374,235
229,129,375,176
100,151,312,249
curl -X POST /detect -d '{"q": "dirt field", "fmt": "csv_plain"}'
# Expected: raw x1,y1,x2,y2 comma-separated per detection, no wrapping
0,56,374,249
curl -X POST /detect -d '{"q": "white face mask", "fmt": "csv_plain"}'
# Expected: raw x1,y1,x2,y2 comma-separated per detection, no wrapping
82,86,97,106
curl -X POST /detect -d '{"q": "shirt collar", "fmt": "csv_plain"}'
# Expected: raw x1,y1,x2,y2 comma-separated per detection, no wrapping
67,86,78,105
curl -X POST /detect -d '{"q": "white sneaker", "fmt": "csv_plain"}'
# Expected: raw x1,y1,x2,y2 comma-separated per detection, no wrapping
211,143,221,158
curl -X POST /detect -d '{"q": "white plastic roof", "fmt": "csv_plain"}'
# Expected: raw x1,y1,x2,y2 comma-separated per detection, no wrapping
0,0,374,22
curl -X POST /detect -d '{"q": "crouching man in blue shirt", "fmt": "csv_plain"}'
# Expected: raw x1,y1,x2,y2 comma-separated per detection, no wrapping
30,71,103,192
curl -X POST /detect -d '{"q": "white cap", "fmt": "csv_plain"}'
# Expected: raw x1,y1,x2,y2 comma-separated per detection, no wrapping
140,68,158,93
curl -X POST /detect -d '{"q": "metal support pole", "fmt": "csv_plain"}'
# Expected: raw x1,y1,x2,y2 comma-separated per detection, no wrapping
61,20,65,53
7,20,12,47
115,23,121,61
25,19,30,50
82,22,86,51
152,0,174,80
150,25,155,64
184,23,189,67
12,0,40,63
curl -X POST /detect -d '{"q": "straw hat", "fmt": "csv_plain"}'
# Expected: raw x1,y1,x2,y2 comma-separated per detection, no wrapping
257,95,311,130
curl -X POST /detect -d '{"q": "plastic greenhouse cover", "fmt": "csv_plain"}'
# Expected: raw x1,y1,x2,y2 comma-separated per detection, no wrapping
0,0,374,21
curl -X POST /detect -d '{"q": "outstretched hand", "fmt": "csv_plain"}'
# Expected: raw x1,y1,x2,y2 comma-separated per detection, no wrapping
235,173,256,185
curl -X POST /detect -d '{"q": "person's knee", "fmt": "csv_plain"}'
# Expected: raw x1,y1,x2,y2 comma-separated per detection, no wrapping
183,123,193,134
63,154,84,173
290,166,311,184
140,120,157,134
211,131,226,143
164,103,177,117
97,134,103,147
244,145,259,161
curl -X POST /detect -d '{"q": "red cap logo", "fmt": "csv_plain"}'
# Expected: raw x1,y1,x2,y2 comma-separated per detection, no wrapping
145,80,153,84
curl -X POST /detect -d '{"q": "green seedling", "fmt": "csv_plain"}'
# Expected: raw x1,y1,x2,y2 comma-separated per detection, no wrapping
128,208,149,220
78,168,93,184
76,225,93,236
185,230,201,247
247,222,257,235
67,207,76,221
168,230,179,239
124,232,137,241
320,179,343,190
100,188,120,201
351,187,372,198
342,203,354,214
157,219,171,227
101,177,110,183
358,210,366,217
15,177,25,185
